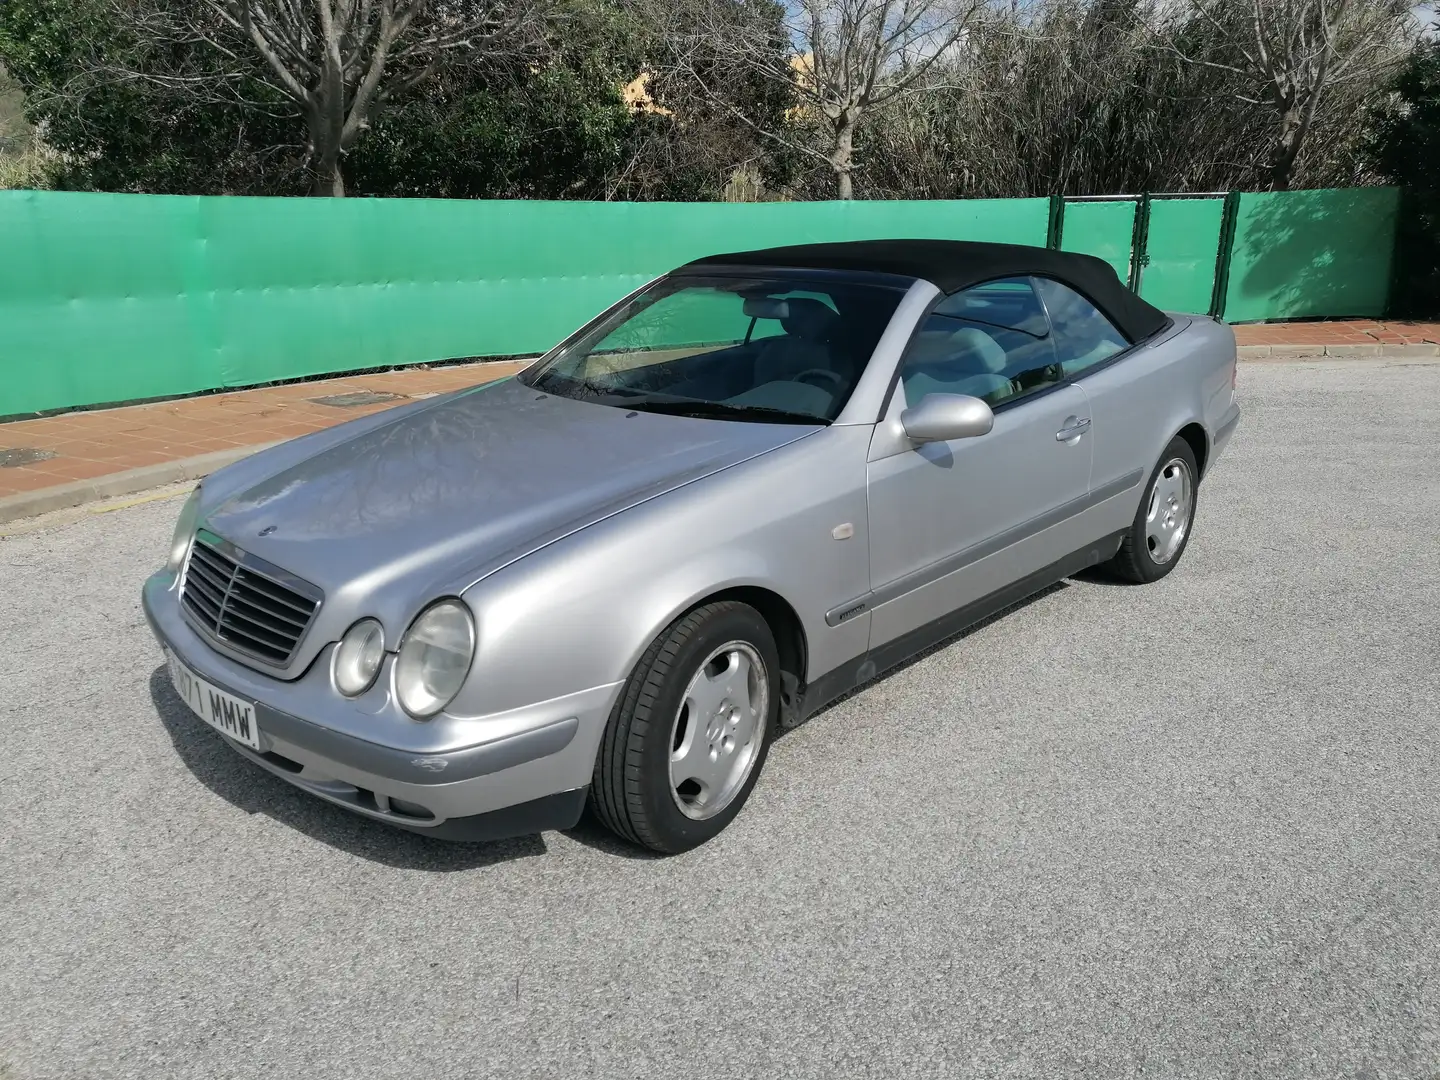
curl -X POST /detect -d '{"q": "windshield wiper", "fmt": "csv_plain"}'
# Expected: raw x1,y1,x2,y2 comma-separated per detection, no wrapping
626,398,828,425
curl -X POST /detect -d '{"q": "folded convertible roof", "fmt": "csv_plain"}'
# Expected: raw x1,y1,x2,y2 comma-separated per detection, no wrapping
683,238,1169,343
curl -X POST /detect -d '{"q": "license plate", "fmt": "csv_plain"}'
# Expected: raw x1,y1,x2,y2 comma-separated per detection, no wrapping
166,650,261,751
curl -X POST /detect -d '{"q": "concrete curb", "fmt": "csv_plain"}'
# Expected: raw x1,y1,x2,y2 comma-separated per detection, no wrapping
1239,343,1439,359
0,442,279,526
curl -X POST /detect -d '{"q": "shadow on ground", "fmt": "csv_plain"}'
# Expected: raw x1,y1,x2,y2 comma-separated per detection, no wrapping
147,576,1091,862
779,579,1072,733
148,666,546,871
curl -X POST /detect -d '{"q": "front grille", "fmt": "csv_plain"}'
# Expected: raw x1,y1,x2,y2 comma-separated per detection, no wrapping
181,533,321,666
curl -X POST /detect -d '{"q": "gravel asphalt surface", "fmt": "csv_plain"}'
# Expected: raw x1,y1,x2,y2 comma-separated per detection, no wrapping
2,358,1438,1080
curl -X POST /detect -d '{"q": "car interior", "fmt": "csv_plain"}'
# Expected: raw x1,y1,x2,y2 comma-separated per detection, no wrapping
576,286,895,420
543,274,1131,422
896,276,1137,409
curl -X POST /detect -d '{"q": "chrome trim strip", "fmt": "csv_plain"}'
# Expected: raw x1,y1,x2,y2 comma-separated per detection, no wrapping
195,529,324,603
179,528,324,670
825,468,1144,626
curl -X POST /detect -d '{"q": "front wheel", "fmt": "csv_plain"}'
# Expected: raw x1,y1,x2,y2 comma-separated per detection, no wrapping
1106,436,1199,584
590,601,780,854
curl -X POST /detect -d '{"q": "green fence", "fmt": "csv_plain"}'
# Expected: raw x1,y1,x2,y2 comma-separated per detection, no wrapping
1138,195,1229,314
1218,187,1400,322
0,192,1050,416
1059,196,1141,285
0,186,1402,416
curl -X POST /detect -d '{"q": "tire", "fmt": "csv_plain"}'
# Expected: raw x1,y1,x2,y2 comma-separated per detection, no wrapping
591,601,780,854
1106,436,1199,584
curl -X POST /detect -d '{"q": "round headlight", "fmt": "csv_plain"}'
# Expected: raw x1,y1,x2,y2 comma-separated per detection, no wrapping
333,619,385,697
395,599,475,718
167,486,202,573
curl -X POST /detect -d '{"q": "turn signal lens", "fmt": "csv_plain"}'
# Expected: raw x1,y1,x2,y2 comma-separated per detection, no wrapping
167,486,202,573
333,619,385,697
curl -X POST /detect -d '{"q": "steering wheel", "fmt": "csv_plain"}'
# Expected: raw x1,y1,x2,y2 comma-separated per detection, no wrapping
792,368,846,393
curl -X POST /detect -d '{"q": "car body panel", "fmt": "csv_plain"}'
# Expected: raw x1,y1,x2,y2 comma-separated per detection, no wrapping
143,248,1240,838
192,376,818,679
451,424,877,719
864,383,1094,644
1071,313,1237,535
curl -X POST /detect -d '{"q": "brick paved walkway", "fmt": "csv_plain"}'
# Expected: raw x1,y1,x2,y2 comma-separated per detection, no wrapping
0,360,526,501
1235,319,1440,353
1,319,1438,515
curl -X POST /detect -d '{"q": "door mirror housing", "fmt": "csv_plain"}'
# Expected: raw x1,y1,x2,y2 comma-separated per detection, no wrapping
900,393,994,443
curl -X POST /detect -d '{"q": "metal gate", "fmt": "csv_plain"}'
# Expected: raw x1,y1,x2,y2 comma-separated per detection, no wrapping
1053,193,1233,316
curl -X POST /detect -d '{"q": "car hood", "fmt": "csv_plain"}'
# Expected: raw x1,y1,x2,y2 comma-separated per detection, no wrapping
202,376,816,606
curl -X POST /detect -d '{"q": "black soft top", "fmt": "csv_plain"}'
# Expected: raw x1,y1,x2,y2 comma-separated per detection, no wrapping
684,238,1169,343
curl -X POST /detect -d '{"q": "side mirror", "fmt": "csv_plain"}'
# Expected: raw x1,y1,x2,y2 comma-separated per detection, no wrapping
899,393,994,443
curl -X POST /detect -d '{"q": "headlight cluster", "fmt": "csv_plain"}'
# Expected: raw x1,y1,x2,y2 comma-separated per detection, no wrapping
333,599,475,719
166,486,202,573
333,619,385,696
394,600,475,718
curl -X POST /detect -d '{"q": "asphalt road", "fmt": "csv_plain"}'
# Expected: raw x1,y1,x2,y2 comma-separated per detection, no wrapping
3,358,1438,1080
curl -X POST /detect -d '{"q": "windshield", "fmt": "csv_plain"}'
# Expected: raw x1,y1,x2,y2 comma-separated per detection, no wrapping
519,273,908,424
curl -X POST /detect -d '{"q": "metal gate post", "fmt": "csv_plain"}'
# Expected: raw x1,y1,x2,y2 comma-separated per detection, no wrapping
1129,194,1152,292
1209,191,1241,319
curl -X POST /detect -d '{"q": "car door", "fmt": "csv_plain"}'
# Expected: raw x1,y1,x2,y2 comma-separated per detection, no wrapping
1032,276,1154,539
864,278,1095,649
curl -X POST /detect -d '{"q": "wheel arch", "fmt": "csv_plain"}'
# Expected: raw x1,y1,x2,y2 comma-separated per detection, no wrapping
1175,421,1209,478
666,585,810,727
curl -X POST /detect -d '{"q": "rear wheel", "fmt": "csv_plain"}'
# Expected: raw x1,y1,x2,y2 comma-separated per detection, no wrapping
591,601,779,854
1107,436,1199,584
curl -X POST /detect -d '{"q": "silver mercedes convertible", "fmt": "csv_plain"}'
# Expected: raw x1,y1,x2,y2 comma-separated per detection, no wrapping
143,239,1240,853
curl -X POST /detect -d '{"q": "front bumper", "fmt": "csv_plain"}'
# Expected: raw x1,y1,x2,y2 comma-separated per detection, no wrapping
142,571,619,840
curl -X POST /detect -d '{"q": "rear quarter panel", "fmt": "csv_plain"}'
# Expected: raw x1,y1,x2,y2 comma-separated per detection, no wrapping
1078,314,1237,534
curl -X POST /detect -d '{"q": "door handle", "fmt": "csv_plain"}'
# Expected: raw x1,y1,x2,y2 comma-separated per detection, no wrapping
1056,417,1091,441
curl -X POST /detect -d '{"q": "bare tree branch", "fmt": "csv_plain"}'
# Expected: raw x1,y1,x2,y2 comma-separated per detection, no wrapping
656,0,983,197
1170,0,1410,187
114,0,546,195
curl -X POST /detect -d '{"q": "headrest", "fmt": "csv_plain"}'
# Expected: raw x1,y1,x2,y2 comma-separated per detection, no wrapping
742,297,789,320
779,297,839,341
948,327,1008,374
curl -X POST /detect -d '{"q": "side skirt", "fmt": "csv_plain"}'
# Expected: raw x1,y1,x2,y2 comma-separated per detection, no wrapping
793,529,1127,725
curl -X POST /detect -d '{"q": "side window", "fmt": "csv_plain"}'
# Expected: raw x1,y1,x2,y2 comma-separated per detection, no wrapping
933,276,1050,338
1034,277,1130,378
899,278,1059,409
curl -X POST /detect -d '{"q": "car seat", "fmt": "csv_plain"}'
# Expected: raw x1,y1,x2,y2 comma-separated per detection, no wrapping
751,298,844,387
902,326,1015,405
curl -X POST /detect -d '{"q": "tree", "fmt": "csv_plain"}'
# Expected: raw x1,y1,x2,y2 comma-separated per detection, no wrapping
345,0,639,197
0,0,666,198
0,0,302,194
133,0,545,195
1367,33,1440,314
1169,0,1412,190
614,0,802,201
665,0,982,198
857,0,1277,199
